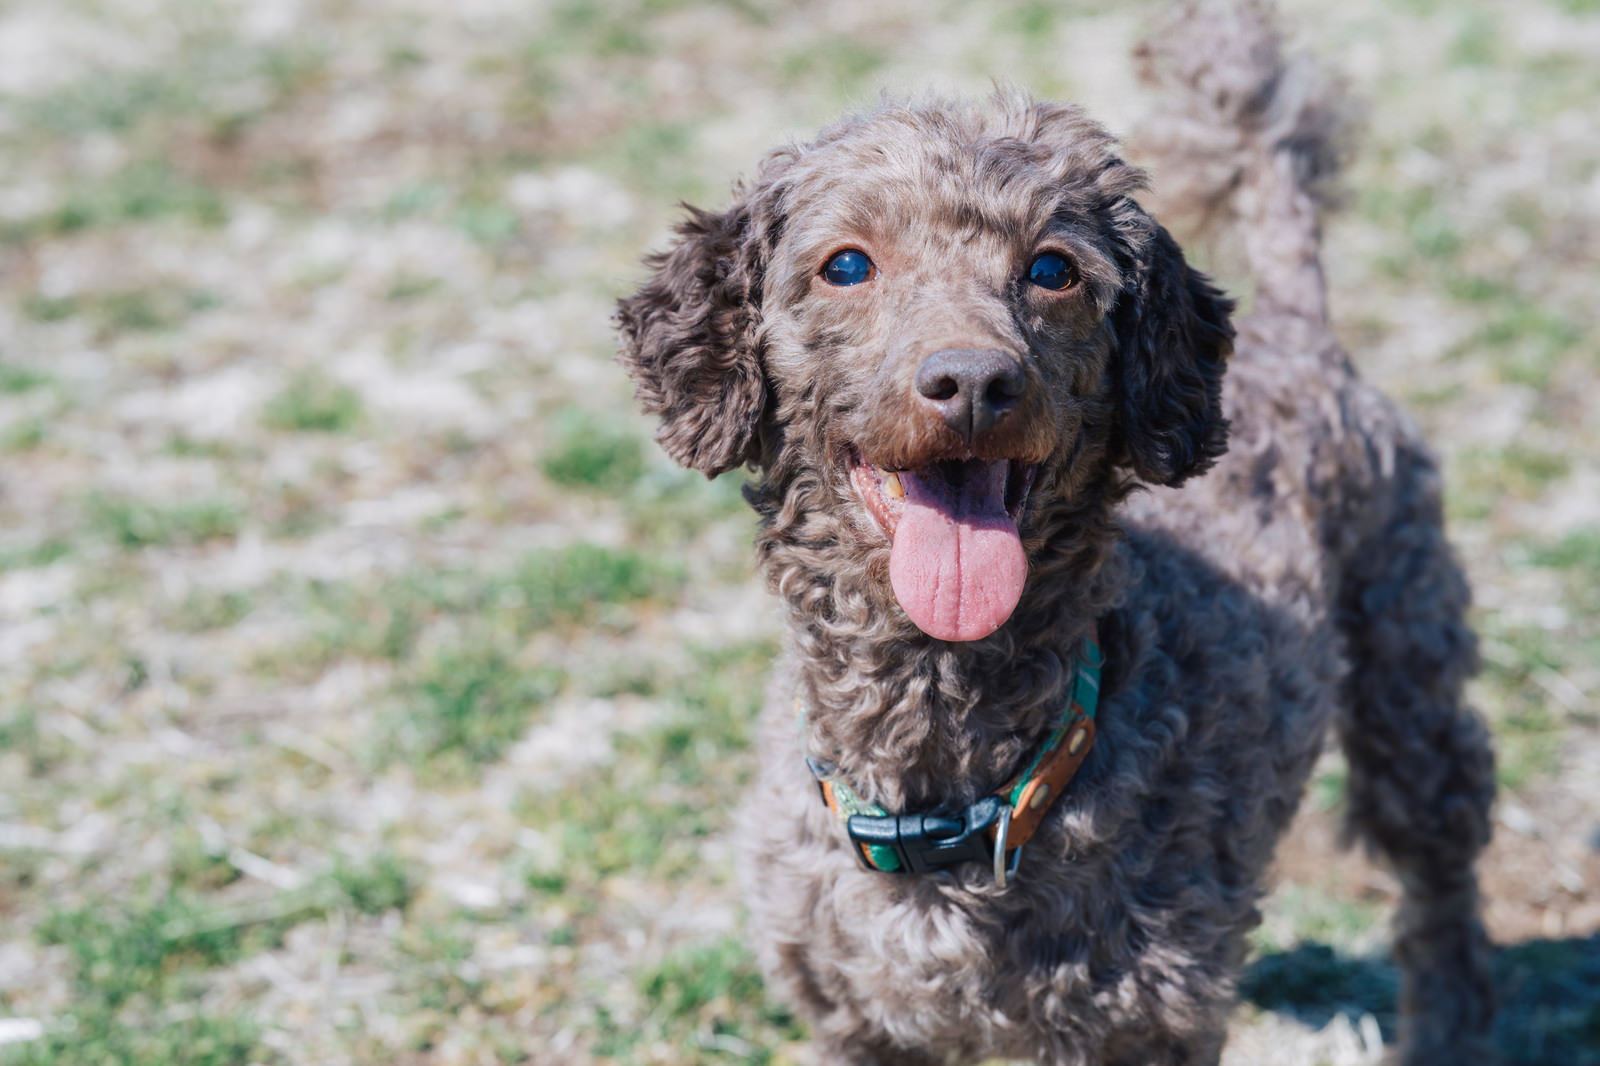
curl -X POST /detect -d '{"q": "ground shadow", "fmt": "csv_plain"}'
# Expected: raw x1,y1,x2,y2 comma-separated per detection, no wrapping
1240,934,1600,1064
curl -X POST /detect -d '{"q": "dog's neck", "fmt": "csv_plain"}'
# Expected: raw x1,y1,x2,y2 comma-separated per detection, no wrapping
751,465,1129,813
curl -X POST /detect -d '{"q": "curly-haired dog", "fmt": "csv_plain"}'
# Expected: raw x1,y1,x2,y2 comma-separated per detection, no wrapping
617,2,1496,1063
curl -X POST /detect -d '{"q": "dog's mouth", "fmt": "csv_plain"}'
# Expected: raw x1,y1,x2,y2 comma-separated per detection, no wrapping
850,451,1037,642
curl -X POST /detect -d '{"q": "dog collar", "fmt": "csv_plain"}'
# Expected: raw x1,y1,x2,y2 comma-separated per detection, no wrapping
800,632,1102,888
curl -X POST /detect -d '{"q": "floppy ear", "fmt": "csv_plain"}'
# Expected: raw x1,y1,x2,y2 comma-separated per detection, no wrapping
616,194,771,479
1110,209,1236,487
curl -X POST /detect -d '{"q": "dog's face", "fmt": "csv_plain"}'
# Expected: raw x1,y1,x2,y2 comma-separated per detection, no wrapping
618,95,1233,642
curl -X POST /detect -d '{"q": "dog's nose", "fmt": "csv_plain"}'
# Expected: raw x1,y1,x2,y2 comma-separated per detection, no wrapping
914,348,1025,441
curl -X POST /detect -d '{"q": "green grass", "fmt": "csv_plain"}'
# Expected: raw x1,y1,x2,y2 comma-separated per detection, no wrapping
383,644,563,777
261,371,364,433
1532,530,1600,580
384,273,443,302
1449,11,1501,67
4,849,420,1066
1253,884,1388,956
1473,301,1585,391
602,119,710,201
639,935,765,1019
1477,620,1572,787
37,893,283,1006
277,543,684,675
623,467,754,551
166,588,255,633
14,893,283,1066
329,848,420,916
0,363,52,393
23,287,220,337
524,640,773,885
517,639,795,1058
84,494,242,549
0,538,71,572
12,36,328,142
20,161,229,240
513,542,685,630
778,38,888,92
453,203,522,246
1,416,47,453
1448,443,1573,523
623,936,802,1063
541,411,648,492
262,545,690,777
0,706,74,779
2,1008,262,1066
380,182,449,221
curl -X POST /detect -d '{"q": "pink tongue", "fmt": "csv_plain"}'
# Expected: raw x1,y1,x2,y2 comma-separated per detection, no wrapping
888,460,1027,642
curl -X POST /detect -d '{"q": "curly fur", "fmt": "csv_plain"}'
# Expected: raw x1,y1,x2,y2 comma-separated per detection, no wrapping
618,3,1496,1063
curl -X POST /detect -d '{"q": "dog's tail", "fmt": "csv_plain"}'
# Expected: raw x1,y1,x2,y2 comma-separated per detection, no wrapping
1133,0,1350,324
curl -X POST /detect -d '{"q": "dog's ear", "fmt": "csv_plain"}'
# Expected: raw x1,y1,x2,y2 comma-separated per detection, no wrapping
1109,207,1235,487
617,191,772,479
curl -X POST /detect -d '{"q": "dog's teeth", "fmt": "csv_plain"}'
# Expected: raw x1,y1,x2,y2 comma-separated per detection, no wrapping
884,472,904,499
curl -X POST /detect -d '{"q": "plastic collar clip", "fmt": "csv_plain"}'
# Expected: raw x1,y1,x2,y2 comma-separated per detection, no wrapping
844,795,1008,876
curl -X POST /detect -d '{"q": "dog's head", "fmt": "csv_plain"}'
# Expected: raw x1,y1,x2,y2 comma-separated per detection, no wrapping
618,94,1233,642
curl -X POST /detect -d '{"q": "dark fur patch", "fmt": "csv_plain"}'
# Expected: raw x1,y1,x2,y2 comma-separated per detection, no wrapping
616,198,774,478
1109,213,1236,486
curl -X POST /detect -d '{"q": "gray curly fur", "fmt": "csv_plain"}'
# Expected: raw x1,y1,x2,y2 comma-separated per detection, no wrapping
617,2,1496,1063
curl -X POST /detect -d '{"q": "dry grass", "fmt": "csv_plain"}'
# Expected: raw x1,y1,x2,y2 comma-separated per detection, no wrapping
0,0,1596,1063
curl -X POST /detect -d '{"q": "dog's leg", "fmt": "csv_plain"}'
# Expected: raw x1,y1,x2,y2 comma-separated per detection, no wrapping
1335,445,1498,1065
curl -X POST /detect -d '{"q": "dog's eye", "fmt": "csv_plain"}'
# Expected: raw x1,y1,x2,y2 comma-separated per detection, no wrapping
1027,252,1076,291
822,249,875,286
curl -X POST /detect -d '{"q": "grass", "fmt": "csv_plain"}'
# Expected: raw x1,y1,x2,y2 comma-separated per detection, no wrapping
1,416,48,453
12,893,275,1065
83,493,242,549
382,644,563,777
512,542,685,630
260,371,365,433
1531,529,1600,582
21,161,228,240
1253,885,1389,956
0,363,52,393
1448,443,1573,522
0,706,73,779
523,639,772,894
454,203,522,246
541,411,648,492
2,851,419,1066
0,538,71,572
283,543,683,668
626,936,802,1063
165,588,255,633
23,286,221,338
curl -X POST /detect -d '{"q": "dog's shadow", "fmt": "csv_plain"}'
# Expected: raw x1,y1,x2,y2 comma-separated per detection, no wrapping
1240,934,1600,1063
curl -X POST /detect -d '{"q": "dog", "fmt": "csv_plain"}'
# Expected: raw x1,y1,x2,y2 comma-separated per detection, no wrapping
616,2,1497,1062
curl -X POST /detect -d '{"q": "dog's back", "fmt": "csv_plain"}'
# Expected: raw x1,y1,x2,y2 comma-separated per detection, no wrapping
1131,6,1499,1062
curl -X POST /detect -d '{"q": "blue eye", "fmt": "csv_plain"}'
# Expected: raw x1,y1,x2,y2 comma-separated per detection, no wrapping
1027,252,1076,290
822,249,875,286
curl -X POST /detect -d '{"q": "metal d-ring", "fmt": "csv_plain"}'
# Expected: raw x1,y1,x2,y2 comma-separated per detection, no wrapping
992,805,1023,889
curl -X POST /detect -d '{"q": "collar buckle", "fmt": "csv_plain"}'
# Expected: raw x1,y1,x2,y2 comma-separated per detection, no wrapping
844,795,1006,875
